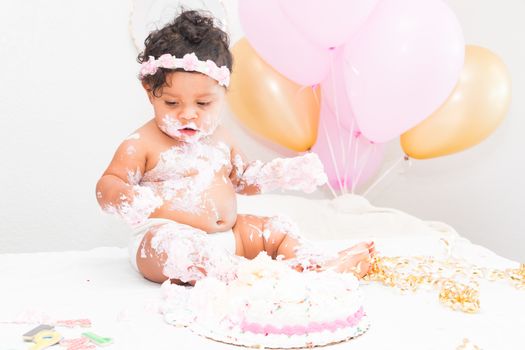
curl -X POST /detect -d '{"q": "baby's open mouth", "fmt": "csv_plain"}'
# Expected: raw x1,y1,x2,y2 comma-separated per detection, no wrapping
179,126,199,136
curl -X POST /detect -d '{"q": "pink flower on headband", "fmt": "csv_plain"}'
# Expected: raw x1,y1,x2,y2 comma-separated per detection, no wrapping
157,54,175,69
204,60,216,75
182,53,199,71
216,66,230,86
140,56,158,77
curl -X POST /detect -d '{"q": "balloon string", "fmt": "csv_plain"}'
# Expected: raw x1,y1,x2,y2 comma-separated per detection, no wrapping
306,149,337,199
342,117,356,192
329,50,348,194
311,87,341,197
324,173,339,199
352,142,375,193
350,134,361,193
362,155,408,197
311,85,320,107
320,79,355,193
322,118,345,192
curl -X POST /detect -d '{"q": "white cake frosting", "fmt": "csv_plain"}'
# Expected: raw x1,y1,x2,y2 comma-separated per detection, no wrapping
161,253,369,348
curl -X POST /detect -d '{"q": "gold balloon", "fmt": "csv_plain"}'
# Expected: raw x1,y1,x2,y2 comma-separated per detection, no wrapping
401,45,511,159
227,38,320,151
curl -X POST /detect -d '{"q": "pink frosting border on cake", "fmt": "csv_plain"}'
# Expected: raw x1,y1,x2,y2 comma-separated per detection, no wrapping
240,307,365,336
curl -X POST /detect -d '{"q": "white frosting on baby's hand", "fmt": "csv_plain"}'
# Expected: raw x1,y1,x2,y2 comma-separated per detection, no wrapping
242,153,327,193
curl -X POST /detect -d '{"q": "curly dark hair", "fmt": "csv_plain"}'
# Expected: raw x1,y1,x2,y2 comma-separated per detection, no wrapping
137,9,232,97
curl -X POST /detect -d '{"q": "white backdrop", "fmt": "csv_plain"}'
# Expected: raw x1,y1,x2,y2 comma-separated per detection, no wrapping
0,0,523,261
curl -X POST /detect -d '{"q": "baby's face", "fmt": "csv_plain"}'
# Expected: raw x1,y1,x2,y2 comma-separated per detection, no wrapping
148,71,226,143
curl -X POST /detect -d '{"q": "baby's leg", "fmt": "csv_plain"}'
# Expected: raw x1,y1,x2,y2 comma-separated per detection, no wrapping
233,214,375,278
136,222,237,284
232,214,300,260
136,224,182,284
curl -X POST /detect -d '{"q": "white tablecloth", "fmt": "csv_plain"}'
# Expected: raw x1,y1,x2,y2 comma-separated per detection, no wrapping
1,194,523,349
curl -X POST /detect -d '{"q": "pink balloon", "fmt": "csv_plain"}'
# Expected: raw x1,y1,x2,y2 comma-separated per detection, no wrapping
238,0,331,86
280,0,379,49
312,89,384,192
343,0,465,143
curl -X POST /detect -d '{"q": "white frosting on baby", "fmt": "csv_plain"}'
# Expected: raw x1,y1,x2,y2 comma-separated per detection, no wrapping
151,222,238,283
126,145,137,156
265,215,337,270
241,153,327,193
105,138,327,227
104,185,163,226
125,132,141,140
159,114,220,144
127,167,142,186
140,140,231,214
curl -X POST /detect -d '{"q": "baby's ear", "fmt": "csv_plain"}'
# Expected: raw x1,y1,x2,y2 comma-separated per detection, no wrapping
141,81,154,102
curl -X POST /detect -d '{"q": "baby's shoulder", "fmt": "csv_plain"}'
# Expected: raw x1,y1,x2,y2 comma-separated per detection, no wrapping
124,120,167,146
113,120,160,158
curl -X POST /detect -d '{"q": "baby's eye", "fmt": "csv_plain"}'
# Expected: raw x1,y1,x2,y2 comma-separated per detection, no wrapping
197,101,211,106
165,101,179,106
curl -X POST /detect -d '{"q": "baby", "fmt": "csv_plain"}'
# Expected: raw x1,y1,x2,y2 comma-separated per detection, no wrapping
96,10,375,285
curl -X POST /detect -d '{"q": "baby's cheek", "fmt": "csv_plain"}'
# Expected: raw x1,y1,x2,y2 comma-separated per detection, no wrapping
201,115,221,135
159,115,183,138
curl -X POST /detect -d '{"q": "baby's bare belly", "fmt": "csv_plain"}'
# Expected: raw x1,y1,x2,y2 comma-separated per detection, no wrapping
148,172,238,233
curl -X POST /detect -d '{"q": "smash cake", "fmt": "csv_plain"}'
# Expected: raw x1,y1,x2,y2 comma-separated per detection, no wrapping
161,253,369,348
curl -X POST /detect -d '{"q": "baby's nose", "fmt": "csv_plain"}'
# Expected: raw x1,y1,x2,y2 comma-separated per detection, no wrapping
181,110,197,120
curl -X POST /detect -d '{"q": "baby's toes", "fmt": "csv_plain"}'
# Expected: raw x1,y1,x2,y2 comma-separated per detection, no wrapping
339,250,371,278
356,255,372,278
368,242,377,256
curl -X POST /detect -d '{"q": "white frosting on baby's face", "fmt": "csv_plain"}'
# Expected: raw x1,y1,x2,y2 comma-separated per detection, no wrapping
158,114,220,143
147,71,226,143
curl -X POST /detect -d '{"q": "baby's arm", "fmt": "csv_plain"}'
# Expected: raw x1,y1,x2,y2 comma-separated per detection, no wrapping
96,135,162,226
218,127,327,194
240,153,328,194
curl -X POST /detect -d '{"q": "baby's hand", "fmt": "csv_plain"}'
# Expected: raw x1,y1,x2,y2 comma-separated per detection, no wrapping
279,153,327,193
234,153,327,194
229,154,261,195
244,153,327,193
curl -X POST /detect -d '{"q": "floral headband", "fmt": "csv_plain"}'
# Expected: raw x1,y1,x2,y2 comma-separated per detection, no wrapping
139,52,230,87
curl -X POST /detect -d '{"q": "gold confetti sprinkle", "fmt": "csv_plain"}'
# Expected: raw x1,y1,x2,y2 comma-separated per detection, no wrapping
364,250,523,314
506,264,525,289
439,280,480,313
456,338,481,350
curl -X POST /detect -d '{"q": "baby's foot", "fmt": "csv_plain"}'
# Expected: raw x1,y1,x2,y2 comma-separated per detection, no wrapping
331,241,375,278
